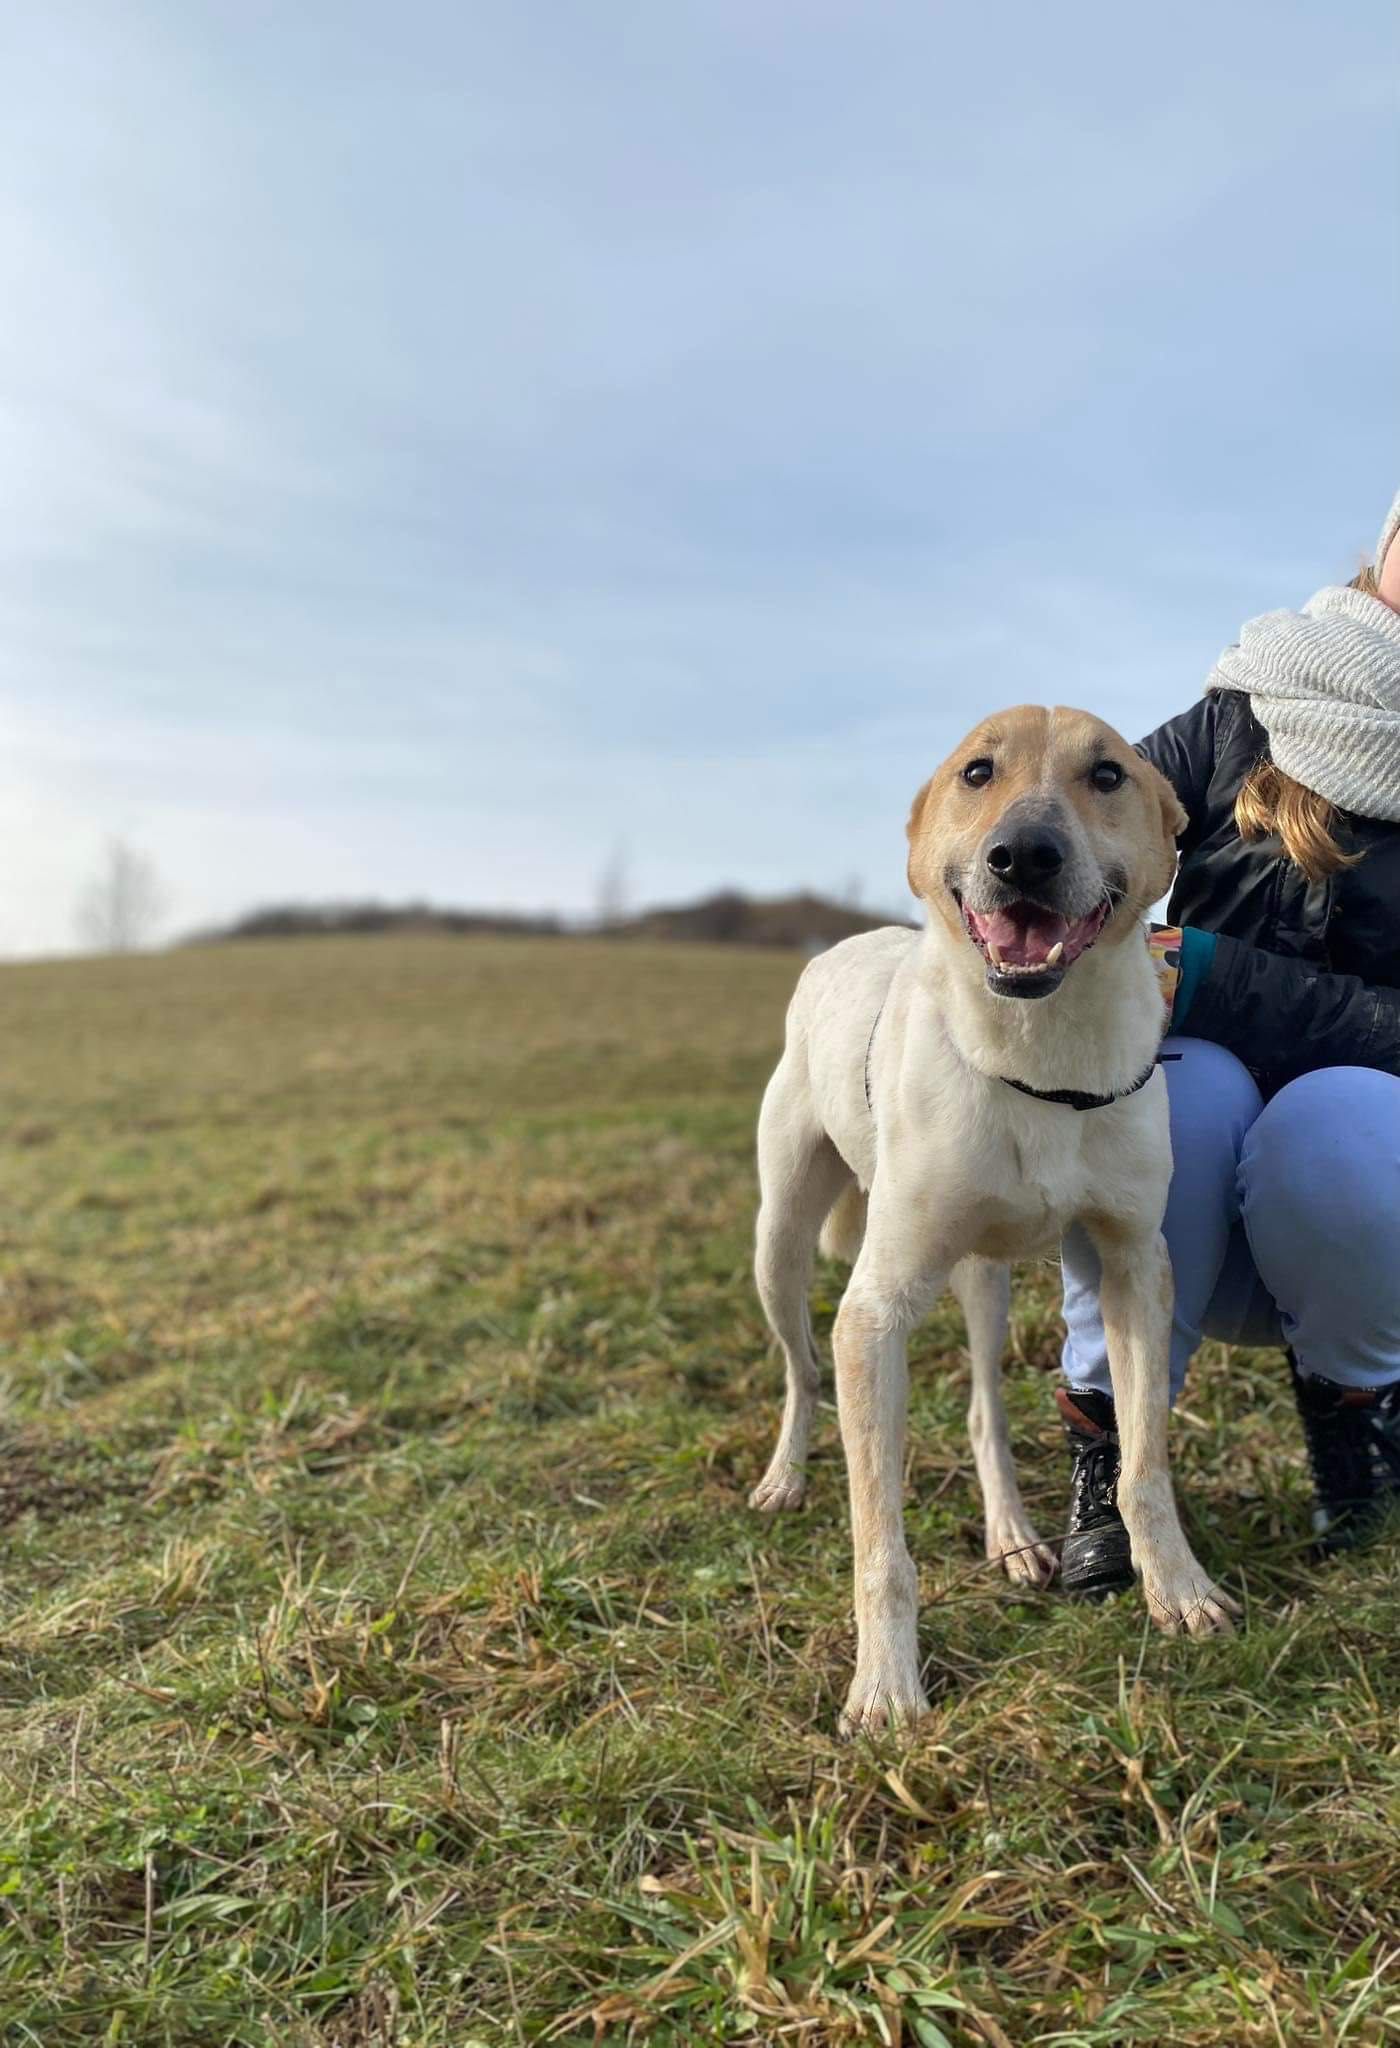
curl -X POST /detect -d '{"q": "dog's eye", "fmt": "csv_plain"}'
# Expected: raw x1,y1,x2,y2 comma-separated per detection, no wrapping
962,758,994,788
1090,760,1125,793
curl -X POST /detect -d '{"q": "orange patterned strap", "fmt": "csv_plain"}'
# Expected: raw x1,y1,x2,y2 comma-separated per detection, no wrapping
1147,924,1184,1021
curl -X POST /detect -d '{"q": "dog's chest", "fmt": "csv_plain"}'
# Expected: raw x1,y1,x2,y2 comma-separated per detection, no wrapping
953,1114,1120,1259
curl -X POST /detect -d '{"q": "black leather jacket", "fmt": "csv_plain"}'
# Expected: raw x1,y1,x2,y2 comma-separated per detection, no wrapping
1141,688,1400,1091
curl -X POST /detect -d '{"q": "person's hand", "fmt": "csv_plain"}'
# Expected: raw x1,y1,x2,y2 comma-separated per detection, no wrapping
1147,924,1183,1022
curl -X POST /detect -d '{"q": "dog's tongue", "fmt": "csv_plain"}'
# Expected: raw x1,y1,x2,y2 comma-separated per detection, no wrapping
969,904,1070,967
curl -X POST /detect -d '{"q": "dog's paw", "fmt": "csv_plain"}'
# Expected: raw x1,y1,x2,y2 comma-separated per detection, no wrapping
1141,1563,1240,1637
838,1662,928,1739
749,1464,806,1512
984,1512,1057,1588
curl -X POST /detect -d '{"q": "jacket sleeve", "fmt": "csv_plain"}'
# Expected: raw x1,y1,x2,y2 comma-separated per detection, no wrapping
1136,696,1222,847
1186,932,1400,1086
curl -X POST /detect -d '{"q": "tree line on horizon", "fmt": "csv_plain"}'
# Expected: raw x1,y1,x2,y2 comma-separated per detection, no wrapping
181,888,912,950
70,839,912,956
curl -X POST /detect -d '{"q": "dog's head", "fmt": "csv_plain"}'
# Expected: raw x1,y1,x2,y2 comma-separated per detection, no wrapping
906,705,1186,1001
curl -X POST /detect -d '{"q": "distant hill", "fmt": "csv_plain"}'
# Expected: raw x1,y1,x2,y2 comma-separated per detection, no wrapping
607,889,911,948
185,891,912,949
185,902,566,943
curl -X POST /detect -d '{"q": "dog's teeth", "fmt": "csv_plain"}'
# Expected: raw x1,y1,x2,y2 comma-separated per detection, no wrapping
1046,942,1064,966
987,943,1003,966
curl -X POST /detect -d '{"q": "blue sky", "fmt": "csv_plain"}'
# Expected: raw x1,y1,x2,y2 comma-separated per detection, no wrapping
1,2,1396,951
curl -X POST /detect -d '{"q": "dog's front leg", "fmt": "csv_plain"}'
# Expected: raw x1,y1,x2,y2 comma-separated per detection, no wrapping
1090,1224,1239,1635
954,1256,1056,1586
832,1267,937,1735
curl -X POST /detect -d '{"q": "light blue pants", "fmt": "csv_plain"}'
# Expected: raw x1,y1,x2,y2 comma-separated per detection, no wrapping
1062,1037,1400,1398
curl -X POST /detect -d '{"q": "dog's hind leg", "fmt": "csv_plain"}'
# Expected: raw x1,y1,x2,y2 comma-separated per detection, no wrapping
953,1257,1057,1586
750,1055,852,1513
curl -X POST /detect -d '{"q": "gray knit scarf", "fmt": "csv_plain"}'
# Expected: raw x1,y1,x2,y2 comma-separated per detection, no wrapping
1204,490,1400,823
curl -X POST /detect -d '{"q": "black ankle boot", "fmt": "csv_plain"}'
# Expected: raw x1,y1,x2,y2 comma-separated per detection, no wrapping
1057,1387,1135,1599
1289,1352,1400,1556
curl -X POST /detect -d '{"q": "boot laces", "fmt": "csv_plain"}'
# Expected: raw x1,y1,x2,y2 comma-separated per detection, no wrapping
1301,1407,1371,1510
1073,1434,1119,1520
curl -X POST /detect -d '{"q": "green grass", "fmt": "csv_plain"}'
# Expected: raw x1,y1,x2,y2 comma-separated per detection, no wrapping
0,933,1396,2045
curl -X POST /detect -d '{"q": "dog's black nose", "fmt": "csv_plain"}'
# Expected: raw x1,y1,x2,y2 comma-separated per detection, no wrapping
986,830,1066,888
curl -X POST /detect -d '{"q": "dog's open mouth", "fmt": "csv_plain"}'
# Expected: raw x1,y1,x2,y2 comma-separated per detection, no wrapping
961,898,1110,980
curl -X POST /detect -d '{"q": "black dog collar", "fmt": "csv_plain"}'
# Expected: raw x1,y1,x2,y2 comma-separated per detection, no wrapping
863,1001,1162,1119
999,1062,1159,1112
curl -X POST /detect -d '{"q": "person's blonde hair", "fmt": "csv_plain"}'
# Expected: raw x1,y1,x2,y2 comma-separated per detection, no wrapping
1232,564,1379,882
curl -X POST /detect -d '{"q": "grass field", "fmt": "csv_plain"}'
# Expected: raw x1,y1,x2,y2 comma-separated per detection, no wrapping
0,933,1396,2046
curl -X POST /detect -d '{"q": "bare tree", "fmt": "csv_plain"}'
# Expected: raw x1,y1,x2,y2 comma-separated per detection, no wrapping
595,840,630,930
75,840,168,954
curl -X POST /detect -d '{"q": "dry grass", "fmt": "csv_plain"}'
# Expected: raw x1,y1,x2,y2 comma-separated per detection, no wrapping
0,934,1395,2044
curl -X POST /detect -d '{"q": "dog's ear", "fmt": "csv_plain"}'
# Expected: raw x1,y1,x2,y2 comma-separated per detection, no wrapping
1140,757,1187,898
905,776,937,899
